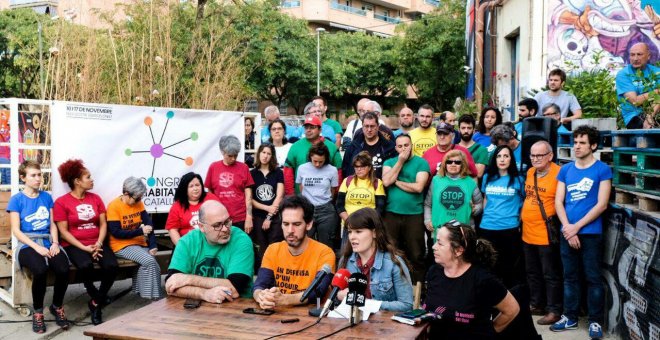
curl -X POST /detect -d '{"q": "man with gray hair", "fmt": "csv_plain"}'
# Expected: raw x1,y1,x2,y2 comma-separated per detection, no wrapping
165,200,254,302
521,140,563,326
342,98,388,146
490,124,525,172
297,101,339,143
348,100,394,146
542,103,570,133
205,135,255,234
260,105,298,144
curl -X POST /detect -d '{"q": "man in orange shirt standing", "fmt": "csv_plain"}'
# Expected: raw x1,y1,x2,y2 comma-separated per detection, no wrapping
521,141,562,325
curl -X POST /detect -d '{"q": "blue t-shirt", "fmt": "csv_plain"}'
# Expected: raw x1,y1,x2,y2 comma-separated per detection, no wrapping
557,160,612,234
481,174,524,230
7,191,54,248
292,124,337,142
472,132,491,148
616,64,660,125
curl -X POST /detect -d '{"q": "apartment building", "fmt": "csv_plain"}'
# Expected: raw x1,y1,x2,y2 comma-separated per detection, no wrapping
0,0,126,28
280,0,439,36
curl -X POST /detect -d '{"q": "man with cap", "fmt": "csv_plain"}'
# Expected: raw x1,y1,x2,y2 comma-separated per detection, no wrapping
284,115,342,195
422,122,478,178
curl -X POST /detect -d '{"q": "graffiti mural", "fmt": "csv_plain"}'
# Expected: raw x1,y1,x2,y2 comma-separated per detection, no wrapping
548,0,660,73
603,203,660,340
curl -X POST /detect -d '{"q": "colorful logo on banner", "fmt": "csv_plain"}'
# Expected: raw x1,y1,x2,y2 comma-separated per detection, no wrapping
125,110,198,187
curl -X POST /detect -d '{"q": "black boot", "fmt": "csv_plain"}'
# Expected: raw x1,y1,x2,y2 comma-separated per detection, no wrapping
88,300,103,325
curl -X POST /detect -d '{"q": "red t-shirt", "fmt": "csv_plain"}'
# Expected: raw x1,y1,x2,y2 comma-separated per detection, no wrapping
53,192,107,247
205,160,254,222
165,192,220,236
422,144,478,177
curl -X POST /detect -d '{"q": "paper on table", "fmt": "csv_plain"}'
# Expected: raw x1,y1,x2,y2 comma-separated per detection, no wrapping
327,298,382,321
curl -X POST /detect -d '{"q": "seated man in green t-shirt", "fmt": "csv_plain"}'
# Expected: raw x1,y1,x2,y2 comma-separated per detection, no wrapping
165,200,254,303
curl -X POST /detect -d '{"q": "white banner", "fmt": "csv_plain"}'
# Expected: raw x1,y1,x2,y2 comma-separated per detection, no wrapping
51,101,246,213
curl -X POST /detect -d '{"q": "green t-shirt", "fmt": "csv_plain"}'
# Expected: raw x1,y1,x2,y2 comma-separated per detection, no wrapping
383,155,430,215
325,118,343,135
430,176,477,240
467,142,489,166
285,138,342,193
169,227,254,297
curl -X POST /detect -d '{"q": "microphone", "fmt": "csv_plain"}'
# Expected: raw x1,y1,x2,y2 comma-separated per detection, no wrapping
300,264,332,303
346,273,367,325
318,269,351,319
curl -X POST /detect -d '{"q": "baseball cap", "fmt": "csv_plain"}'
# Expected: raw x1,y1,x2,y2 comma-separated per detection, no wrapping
303,116,322,127
436,122,455,134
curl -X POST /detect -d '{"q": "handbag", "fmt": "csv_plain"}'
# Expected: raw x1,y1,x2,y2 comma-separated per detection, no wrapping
534,170,560,245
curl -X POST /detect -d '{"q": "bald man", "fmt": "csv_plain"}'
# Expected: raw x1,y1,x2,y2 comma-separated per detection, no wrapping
394,107,415,137
616,42,660,129
165,200,255,302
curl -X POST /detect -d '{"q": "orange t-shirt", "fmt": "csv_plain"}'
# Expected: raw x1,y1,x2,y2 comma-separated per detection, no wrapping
521,163,561,246
261,239,336,295
107,197,148,252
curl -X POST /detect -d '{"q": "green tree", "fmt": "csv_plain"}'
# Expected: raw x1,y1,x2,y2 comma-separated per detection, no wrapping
0,9,50,98
397,0,466,110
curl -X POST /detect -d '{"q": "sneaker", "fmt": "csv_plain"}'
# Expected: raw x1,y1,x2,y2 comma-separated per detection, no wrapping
549,315,578,332
589,322,603,339
32,312,46,334
49,304,70,329
88,300,103,325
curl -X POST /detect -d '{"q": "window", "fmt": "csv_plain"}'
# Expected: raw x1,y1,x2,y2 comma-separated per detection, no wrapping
244,99,258,113
362,3,373,11
279,100,288,115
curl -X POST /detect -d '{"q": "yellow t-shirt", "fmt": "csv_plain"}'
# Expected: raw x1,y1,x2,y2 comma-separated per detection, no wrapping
261,239,336,295
107,197,147,252
338,177,385,216
409,127,437,157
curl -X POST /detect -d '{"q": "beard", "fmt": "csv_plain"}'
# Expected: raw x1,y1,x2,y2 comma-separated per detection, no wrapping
461,133,473,142
401,121,413,128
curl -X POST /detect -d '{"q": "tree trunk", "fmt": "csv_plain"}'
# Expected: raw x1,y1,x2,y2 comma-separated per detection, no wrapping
196,0,208,21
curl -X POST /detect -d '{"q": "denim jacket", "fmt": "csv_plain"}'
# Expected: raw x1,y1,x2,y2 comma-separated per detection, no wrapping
346,250,414,312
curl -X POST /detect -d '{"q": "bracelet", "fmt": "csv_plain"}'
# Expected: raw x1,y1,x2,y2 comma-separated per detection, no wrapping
266,215,272,220
52,241,59,245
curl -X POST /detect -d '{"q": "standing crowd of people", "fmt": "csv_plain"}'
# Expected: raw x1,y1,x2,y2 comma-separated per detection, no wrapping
12,42,660,338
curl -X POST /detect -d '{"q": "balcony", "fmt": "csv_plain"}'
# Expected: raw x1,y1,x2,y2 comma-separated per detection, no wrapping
374,13,401,24
9,0,57,6
280,0,301,8
405,0,438,14
330,2,366,16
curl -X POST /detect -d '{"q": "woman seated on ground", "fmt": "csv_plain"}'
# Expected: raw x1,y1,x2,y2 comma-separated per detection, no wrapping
8,160,70,333
107,176,162,300
54,159,118,325
337,207,413,312
336,151,386,244
424,220,519,339
165,172,220,246
424,150,482,241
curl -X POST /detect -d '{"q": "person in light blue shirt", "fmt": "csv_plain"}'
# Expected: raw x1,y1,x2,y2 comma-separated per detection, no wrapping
292,102,338,143
337,208,413,312
473,107,502,148
541,103,570,133
480,145,525,288
615,42,660,129
260,105,298,144
550,125,611,339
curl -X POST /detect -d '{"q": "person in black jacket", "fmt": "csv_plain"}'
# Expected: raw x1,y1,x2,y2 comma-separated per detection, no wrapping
341,112,396,179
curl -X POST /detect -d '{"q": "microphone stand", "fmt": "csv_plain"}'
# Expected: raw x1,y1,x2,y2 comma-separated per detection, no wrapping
308,286,323,317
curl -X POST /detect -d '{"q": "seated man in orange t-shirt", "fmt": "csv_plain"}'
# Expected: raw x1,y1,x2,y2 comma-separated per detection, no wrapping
253,195,336,309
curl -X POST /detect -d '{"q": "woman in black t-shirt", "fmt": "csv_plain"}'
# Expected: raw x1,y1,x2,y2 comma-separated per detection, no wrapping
423,221,519,339
250,144,284,268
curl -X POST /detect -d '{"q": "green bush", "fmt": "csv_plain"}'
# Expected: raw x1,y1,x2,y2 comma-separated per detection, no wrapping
563,69,619,119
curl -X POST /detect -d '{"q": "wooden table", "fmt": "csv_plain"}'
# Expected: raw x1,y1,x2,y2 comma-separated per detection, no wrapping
84,297,429,339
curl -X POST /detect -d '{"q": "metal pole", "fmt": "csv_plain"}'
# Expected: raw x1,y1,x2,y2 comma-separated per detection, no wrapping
38,21,44,99
316,28,325,96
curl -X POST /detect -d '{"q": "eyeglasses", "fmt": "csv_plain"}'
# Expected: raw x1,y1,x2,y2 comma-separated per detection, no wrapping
199,218,232,231
543,112,559,116
530,152,551,159
127,193,142,202
445,160,462,165
270,127,284,131
459,226,468,249
353,164,368,169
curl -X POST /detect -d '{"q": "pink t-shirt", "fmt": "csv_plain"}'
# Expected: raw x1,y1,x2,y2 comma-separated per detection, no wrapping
205,160,254,222
422,144,478,177
53,192,106,247
165,192,220,236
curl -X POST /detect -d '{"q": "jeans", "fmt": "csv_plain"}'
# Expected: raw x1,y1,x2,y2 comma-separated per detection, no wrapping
523,242,563,314
560,234,604,323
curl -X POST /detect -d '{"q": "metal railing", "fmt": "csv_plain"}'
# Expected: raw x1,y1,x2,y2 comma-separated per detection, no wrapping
280,0,301,8
330,2,367,16
374,13,401,24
